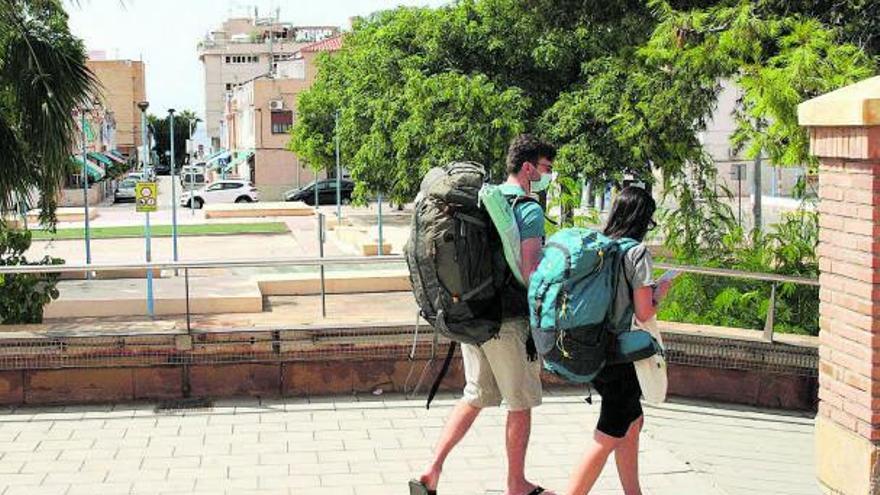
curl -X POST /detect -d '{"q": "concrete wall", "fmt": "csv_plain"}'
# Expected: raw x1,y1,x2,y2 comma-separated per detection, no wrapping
86,60,145,155
0,323,817,408
58,182,108,207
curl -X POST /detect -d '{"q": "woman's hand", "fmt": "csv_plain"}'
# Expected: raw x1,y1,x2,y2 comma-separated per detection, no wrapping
654,279,672,302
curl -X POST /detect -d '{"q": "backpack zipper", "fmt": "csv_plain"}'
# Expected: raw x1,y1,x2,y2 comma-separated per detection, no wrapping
557,329,571,359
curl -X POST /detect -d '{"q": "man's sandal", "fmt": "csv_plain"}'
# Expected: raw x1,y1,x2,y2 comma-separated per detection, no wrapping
409,479,437,495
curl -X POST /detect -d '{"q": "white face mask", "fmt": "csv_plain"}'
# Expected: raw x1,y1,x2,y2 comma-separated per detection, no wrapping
530,173,552,193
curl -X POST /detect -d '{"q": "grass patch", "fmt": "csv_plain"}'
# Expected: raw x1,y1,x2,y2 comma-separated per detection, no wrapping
30,222,290,240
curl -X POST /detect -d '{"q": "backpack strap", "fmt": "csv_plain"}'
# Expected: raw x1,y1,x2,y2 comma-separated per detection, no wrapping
507,194,556,226
425,341,457,410
617,238,642,296
600,239,639,331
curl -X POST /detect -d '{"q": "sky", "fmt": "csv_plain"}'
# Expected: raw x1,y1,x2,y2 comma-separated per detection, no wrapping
67,0,450,118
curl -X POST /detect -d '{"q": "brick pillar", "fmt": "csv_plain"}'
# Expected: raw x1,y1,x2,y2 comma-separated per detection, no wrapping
799,76,880,495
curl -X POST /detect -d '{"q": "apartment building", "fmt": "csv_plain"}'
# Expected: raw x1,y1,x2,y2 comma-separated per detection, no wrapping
198,15,338,149
223,36,342,200
86,54,146,156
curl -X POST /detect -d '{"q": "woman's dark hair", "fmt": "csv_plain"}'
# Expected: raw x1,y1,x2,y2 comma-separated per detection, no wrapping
603,186,657,241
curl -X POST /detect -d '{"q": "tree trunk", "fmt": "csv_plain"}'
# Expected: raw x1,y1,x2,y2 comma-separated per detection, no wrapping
752,153,762,232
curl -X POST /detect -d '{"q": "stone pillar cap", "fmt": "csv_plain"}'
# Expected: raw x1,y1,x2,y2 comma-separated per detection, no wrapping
798,76,880,127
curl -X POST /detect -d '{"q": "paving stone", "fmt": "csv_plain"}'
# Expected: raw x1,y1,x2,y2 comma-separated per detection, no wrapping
4,485,68,495
0,394,822,495
66,482,132,495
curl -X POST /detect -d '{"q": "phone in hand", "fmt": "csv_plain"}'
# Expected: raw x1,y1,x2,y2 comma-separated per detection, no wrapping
657,270,680,285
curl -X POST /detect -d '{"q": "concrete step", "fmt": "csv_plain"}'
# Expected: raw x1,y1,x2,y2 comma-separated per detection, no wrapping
204,201,313,219
255,268,409,296
44,276,262,318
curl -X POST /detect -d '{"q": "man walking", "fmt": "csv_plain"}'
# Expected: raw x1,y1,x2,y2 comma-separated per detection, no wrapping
413,134,557,495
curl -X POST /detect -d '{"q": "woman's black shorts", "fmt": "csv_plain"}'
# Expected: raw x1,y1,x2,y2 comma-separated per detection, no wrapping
592,363,643,438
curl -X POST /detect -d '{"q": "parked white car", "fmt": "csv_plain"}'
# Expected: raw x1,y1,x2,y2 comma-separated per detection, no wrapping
179,179,259,209
114,178,138,203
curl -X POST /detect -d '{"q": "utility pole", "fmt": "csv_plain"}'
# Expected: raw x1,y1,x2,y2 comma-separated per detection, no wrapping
138,101,155,318
80,107,92,277
753,153,762,232
335,110,341,222
189,119,197,215
168,109,179,270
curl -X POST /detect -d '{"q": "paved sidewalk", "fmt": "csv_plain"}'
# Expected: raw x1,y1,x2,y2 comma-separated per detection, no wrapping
0,392,818,495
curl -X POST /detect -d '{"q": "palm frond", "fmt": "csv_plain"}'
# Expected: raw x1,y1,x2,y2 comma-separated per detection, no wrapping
0,0,98,224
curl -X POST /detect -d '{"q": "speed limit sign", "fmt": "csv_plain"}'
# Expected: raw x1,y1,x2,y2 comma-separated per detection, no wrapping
136,182,158,213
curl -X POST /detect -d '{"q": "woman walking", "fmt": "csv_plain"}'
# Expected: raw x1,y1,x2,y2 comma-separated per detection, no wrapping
566,186,672,495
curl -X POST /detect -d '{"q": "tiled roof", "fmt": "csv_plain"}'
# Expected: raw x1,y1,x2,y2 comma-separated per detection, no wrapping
299,35,343,53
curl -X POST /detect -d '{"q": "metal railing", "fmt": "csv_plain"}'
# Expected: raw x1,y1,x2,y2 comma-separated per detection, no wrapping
1,255,818,342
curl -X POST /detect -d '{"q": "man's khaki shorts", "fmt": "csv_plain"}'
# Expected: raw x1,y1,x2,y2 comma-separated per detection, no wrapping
461,318,542,411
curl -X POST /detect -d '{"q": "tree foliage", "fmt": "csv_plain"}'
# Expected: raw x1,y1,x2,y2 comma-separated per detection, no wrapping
291,0,875,209
147,111,200,169
0,220,62,324
0,0,98,224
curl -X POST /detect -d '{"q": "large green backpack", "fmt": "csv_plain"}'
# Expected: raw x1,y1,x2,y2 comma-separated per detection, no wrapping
405,161,505,345
405,162,509,408
528,228,638,383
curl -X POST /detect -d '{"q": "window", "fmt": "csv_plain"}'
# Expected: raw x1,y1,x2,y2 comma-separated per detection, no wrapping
270,110,293,134
225,83,233,91
207,183,223,192
224,183,243,190
225,55,259,65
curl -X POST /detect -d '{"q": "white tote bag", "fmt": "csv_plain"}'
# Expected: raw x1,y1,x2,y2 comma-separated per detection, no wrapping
633,317,668,404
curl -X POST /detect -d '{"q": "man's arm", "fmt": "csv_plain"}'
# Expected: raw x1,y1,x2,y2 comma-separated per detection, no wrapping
520,236,543,285
516,198,546,285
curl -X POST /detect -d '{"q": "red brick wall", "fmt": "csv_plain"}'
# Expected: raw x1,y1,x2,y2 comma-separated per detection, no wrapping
814,127,880,440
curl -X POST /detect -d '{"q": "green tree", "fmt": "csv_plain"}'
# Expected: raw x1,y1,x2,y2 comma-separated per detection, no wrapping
292,0,874,207
0,222,62,324
0,0,98,224
147,111,200,169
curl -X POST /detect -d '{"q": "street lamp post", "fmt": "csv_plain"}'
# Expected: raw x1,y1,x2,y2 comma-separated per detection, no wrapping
138,101,154,318
168,109,179,270
189,120,197,215
335,110,341,222
79,106,92,278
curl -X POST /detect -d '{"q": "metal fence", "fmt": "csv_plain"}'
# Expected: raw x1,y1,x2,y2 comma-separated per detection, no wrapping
0,253,819,374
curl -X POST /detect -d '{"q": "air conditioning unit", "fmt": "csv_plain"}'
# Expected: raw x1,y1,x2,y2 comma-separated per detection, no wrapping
269,99,284,110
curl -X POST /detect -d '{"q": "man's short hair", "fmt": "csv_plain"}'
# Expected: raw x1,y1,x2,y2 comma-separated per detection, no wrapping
506,134,557,174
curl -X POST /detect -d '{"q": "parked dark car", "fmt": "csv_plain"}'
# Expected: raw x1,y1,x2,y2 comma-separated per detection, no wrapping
284,179,354,205
154,161,171,175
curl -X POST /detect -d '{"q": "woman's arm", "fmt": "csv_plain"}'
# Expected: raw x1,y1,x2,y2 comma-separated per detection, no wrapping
632,280,671,322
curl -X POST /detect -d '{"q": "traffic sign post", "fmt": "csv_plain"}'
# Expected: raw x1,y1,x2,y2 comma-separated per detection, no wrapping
136,180,157,317
135,182,158,213
138,101,155,319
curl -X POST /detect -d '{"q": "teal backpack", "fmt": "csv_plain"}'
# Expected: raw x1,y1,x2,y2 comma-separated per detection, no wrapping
528,228,639,383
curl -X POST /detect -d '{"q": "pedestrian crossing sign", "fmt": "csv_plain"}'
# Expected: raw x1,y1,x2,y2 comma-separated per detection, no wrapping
136,182,158,213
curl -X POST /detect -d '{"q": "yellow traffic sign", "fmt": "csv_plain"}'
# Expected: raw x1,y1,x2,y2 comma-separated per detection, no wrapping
136,182,158,213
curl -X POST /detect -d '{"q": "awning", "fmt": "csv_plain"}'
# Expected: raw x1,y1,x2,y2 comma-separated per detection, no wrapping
87,152,114,167
71,156,105,181
221,150,254,173
206,150,231,170
105,151,127,164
